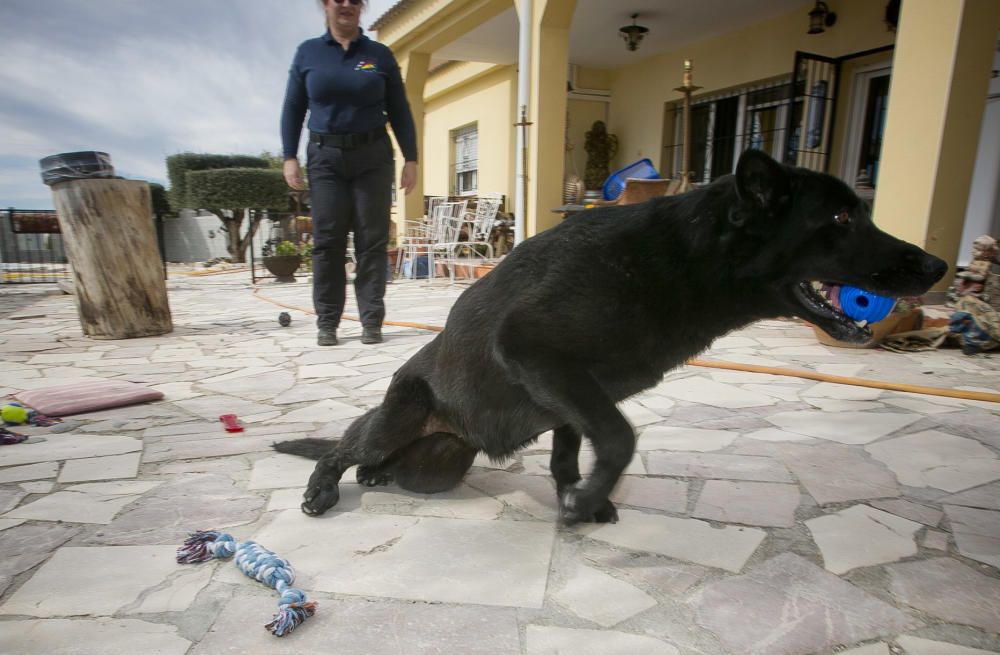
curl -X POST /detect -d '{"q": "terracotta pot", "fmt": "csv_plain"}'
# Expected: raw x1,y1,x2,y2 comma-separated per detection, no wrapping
474,263,497,279
262,254,301,282
387,247,402,276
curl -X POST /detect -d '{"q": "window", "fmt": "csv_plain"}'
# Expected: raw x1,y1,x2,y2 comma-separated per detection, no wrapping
854,72,891,186
452,124,478,196
667,78,802,184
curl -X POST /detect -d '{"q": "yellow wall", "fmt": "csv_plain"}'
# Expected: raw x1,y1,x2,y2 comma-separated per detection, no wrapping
608,0,894,175
872,0,1000,272
566,99,609,187
423,65,516,201
567,65,612,188
575,66,611,90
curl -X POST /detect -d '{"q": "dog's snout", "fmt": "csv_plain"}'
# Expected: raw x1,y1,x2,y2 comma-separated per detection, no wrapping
903,249,948,283
923,255,948,282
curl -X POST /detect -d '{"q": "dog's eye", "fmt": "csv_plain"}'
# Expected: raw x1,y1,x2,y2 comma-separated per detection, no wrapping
834,211,851,226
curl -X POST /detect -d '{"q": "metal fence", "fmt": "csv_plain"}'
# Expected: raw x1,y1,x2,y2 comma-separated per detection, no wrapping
0,208,70,284
248,211,314,284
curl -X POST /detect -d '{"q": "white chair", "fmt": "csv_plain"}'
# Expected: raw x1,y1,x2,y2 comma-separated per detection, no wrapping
433,196,500,283
459,194,502,260
398,200,467,281
426,201,468,282
396,196,447,278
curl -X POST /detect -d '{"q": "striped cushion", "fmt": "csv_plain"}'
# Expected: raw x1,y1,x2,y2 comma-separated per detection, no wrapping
14,380,164,417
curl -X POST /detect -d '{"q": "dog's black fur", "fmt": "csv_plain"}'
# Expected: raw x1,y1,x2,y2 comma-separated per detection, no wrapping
274,150,947,523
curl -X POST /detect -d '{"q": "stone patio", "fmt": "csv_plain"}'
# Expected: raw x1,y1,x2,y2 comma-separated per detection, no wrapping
1,271,999,654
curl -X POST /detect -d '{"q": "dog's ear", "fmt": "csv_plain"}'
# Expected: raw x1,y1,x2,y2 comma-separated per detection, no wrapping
735,149,788,211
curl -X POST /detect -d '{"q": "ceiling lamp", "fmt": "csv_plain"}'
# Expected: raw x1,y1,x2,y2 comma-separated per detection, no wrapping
619,14,649,52
808,1,837,34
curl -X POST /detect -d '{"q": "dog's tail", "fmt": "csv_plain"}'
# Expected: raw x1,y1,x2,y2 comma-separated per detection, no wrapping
272,437,337,460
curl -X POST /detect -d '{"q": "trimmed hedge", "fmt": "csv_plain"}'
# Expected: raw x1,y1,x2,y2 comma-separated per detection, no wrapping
185,168,288,212
148,182,170,216
166,153,269,209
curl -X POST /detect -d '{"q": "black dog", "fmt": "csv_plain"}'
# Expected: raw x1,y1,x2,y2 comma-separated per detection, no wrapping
274,150,947,524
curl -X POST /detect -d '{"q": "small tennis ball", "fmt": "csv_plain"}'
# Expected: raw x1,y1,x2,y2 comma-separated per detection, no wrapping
1,404,29,425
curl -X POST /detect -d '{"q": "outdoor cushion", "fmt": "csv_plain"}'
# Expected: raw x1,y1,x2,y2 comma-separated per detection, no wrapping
13,380,164,417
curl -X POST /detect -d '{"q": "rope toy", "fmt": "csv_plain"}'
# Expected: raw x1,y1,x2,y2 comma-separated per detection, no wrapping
1,402,60,427
176,530,317,637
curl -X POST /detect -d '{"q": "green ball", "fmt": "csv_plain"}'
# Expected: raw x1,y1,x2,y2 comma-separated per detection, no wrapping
1,405,29,425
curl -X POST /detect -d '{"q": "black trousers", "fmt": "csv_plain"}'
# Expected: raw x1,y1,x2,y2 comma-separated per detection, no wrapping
307,134,394,329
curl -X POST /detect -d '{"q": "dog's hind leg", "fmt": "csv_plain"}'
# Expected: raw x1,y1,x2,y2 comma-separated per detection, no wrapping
301,376,433,516
380,432,477,493
550,424,619,524
355,432,475,490
550,425,582,494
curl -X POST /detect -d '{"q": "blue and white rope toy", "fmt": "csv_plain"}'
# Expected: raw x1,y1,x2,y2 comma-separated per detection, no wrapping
176,530,317,637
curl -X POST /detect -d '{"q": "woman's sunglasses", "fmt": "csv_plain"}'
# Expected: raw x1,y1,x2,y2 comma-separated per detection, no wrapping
332,0,362,5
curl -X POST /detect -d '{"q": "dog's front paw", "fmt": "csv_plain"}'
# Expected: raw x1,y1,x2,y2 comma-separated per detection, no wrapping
558,483,618,525
301,481,340,516
591,498,619,524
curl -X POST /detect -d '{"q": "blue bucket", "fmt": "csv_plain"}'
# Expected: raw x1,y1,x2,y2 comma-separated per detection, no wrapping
602,158,660,201
402,255,431,279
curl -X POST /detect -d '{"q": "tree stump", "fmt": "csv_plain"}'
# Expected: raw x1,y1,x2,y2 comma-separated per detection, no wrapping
51,179,173,339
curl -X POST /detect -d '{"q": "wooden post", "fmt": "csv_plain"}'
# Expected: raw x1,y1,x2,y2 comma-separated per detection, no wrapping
51,179,173,339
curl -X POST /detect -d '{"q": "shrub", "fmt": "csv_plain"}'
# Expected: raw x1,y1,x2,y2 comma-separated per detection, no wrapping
185,167,289,263
166,153,269,209
148,182,171,216
185,168,288,212
273,240,299,256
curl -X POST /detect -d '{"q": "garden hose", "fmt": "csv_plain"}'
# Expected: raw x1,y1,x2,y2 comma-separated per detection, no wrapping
251,288,1000,405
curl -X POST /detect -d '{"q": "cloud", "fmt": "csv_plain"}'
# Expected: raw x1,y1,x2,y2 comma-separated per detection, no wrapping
0,0,393,209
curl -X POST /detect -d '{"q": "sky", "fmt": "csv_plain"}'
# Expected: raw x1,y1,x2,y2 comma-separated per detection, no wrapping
0,0,396,209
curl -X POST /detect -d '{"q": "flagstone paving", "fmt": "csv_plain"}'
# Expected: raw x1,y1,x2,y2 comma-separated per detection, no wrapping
1,273,999,654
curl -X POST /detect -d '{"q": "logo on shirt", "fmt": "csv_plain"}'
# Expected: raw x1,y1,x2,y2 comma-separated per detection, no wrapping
355,60,378,72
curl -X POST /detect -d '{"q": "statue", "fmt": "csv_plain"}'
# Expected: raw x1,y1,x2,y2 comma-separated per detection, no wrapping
584,120,618,190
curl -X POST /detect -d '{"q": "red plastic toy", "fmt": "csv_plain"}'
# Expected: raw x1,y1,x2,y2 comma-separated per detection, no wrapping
219,414,244,433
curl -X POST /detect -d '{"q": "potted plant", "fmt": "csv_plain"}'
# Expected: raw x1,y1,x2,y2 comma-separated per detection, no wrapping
262,240,302,282
584,120,618,191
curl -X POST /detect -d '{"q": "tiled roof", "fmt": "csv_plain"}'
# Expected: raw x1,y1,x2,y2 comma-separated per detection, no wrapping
369,0,414,31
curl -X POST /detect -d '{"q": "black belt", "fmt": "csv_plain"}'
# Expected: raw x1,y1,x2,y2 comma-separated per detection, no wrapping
310,127,386,149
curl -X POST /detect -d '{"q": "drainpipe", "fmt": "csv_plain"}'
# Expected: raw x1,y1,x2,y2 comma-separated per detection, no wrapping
514,0,531,247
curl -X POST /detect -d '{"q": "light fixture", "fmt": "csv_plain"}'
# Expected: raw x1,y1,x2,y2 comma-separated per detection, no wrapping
807,1,837,34
619,13,649,52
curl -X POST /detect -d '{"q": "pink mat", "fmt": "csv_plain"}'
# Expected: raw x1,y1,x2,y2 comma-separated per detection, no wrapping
13,380,164,417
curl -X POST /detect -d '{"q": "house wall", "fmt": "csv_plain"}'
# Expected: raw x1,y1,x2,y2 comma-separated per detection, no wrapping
567,65,613,189
566,98,609,189
162,210,267,263
958,44,1000,265
608,0,894,176
162,211,230,263
423,64,516,201
874,0,999,269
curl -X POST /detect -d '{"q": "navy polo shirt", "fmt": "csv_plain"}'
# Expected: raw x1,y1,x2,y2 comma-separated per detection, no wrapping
280,28,418,162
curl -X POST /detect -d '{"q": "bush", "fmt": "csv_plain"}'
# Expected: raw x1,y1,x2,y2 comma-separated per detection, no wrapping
166,153,269,209
185,168,288,212
273,240,299,256
148,182,171,216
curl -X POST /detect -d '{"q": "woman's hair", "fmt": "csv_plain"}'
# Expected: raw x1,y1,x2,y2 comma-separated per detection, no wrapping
316,0,366,9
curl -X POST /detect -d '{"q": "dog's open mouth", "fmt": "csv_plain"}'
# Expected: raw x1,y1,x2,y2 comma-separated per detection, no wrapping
792,281,874,344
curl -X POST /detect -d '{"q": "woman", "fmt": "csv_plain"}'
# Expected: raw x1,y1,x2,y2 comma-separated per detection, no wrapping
281,0,418,346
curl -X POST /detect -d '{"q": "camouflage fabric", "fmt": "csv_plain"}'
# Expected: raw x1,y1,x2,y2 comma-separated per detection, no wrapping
950,295,1000,352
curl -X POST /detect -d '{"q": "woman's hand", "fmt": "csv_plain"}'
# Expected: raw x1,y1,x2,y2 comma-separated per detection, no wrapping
400,161,417,195
283,158,305,190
